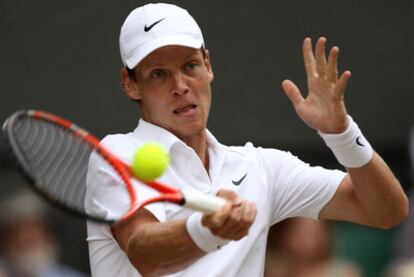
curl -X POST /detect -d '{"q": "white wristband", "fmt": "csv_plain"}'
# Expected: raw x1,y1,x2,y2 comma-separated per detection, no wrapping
186,212,229,252
318,115,374,168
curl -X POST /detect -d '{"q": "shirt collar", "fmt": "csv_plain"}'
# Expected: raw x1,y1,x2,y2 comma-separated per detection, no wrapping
132,119,227,186
206,129,225,153
132,119,182,153
132,119,226,153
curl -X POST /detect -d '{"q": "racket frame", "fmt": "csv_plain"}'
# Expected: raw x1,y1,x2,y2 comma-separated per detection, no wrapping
3,110,223,224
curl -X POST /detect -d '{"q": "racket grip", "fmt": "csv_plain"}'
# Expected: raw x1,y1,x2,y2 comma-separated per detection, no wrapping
181,189,226,214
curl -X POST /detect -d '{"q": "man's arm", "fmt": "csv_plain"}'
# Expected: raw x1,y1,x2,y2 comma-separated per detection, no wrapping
281,37,409,228
112,190,256,276
112,209,204,276
320,153,408,228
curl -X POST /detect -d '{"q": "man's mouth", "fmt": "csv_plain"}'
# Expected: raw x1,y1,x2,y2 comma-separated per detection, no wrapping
173,104,197,116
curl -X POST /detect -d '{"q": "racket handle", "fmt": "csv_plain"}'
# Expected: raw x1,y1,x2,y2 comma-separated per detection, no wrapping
181,189,226,214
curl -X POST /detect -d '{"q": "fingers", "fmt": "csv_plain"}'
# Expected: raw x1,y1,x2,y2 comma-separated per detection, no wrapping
212,201,257,240
202,189,241,228
217,189,240,204
303,37,343,83
202,189,257,241
281,80,304,108
315,37,327,76
224,204,256,240
336,70,352,96
327,46,340,82
303,37,316,77
202,200,233,228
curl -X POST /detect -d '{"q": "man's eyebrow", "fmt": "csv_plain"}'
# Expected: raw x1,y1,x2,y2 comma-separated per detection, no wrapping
138,49,202,72
139,62,165,72
183,52,204,63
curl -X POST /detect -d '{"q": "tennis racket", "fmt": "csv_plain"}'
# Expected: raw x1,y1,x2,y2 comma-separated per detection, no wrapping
2,110,225,224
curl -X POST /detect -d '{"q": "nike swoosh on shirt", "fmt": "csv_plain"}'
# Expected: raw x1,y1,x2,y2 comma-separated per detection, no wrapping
144,18,165,32
232,173,247,186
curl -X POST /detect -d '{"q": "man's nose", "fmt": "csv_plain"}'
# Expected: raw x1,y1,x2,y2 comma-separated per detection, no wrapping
171,71,189,96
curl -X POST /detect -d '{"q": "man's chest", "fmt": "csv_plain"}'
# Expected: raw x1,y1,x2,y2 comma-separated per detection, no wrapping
158,150,271,221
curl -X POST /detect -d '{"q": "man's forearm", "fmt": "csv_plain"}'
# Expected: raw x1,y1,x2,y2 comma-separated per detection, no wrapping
347,152,409,228
125,219,205,276
112,190,256,276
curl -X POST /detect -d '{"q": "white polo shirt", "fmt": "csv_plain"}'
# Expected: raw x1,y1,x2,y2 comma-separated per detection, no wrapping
86,120,346,277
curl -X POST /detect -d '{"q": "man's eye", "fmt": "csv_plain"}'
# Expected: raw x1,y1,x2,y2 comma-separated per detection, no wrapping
150,69,165,78
186,62,198,71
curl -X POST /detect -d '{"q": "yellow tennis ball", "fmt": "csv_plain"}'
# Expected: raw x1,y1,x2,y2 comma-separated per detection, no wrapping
132,143,170,181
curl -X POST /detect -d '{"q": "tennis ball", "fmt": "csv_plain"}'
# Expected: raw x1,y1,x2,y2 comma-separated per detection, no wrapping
132,143,170,181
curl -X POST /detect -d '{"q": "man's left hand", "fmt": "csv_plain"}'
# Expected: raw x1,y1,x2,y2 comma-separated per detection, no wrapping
282,37,352,134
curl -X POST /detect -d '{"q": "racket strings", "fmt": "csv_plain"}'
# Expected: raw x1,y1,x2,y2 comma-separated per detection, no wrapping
13,117,92,213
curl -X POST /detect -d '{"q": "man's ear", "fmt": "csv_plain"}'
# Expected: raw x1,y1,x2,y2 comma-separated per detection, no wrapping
203,49,214,82
120,68,142,101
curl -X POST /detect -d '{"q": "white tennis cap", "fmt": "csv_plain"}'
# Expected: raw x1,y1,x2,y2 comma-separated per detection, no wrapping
119,3,204,69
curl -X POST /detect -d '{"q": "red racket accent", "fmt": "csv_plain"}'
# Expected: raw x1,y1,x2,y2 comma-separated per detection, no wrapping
29,110,183,222
121,193,183,221
32,110,73,129
145,180,180,194
30,110,139,220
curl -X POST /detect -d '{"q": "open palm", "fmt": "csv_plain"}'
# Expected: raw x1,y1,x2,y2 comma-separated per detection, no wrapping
282,37,352,134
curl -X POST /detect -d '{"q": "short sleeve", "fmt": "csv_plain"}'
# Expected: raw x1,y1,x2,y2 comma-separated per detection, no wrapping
85,144,166,223
87,221,141,277
85,146,166,277
258,148,346,224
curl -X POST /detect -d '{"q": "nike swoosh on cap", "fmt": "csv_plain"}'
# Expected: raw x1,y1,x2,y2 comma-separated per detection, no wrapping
232,173,247,186
144,18,165,32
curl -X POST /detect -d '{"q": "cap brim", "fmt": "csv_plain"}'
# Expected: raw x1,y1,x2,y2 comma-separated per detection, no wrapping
125,35,203,69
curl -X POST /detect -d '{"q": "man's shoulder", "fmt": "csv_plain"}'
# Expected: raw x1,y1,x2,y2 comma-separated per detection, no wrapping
225,142,298,167
227,142,290,158
101,132,137,146
100,132,142,161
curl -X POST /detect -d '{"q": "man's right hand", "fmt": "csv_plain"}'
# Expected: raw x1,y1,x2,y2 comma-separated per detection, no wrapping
202,189,257,241
112,189,256,276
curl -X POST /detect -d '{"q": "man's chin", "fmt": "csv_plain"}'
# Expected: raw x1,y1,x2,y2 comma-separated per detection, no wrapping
172,122,206,140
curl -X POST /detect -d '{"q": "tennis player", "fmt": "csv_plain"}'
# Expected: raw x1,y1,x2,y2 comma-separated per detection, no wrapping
86,3,408,276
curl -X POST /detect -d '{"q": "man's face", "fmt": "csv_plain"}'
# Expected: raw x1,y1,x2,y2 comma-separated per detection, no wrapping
124,46,214,141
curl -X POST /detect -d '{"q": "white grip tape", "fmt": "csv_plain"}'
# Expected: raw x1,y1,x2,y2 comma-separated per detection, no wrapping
318,115,374,168
186,212,230,252
182,189,225,214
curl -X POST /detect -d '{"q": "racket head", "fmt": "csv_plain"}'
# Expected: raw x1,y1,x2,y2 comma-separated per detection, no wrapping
2,110,138,224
